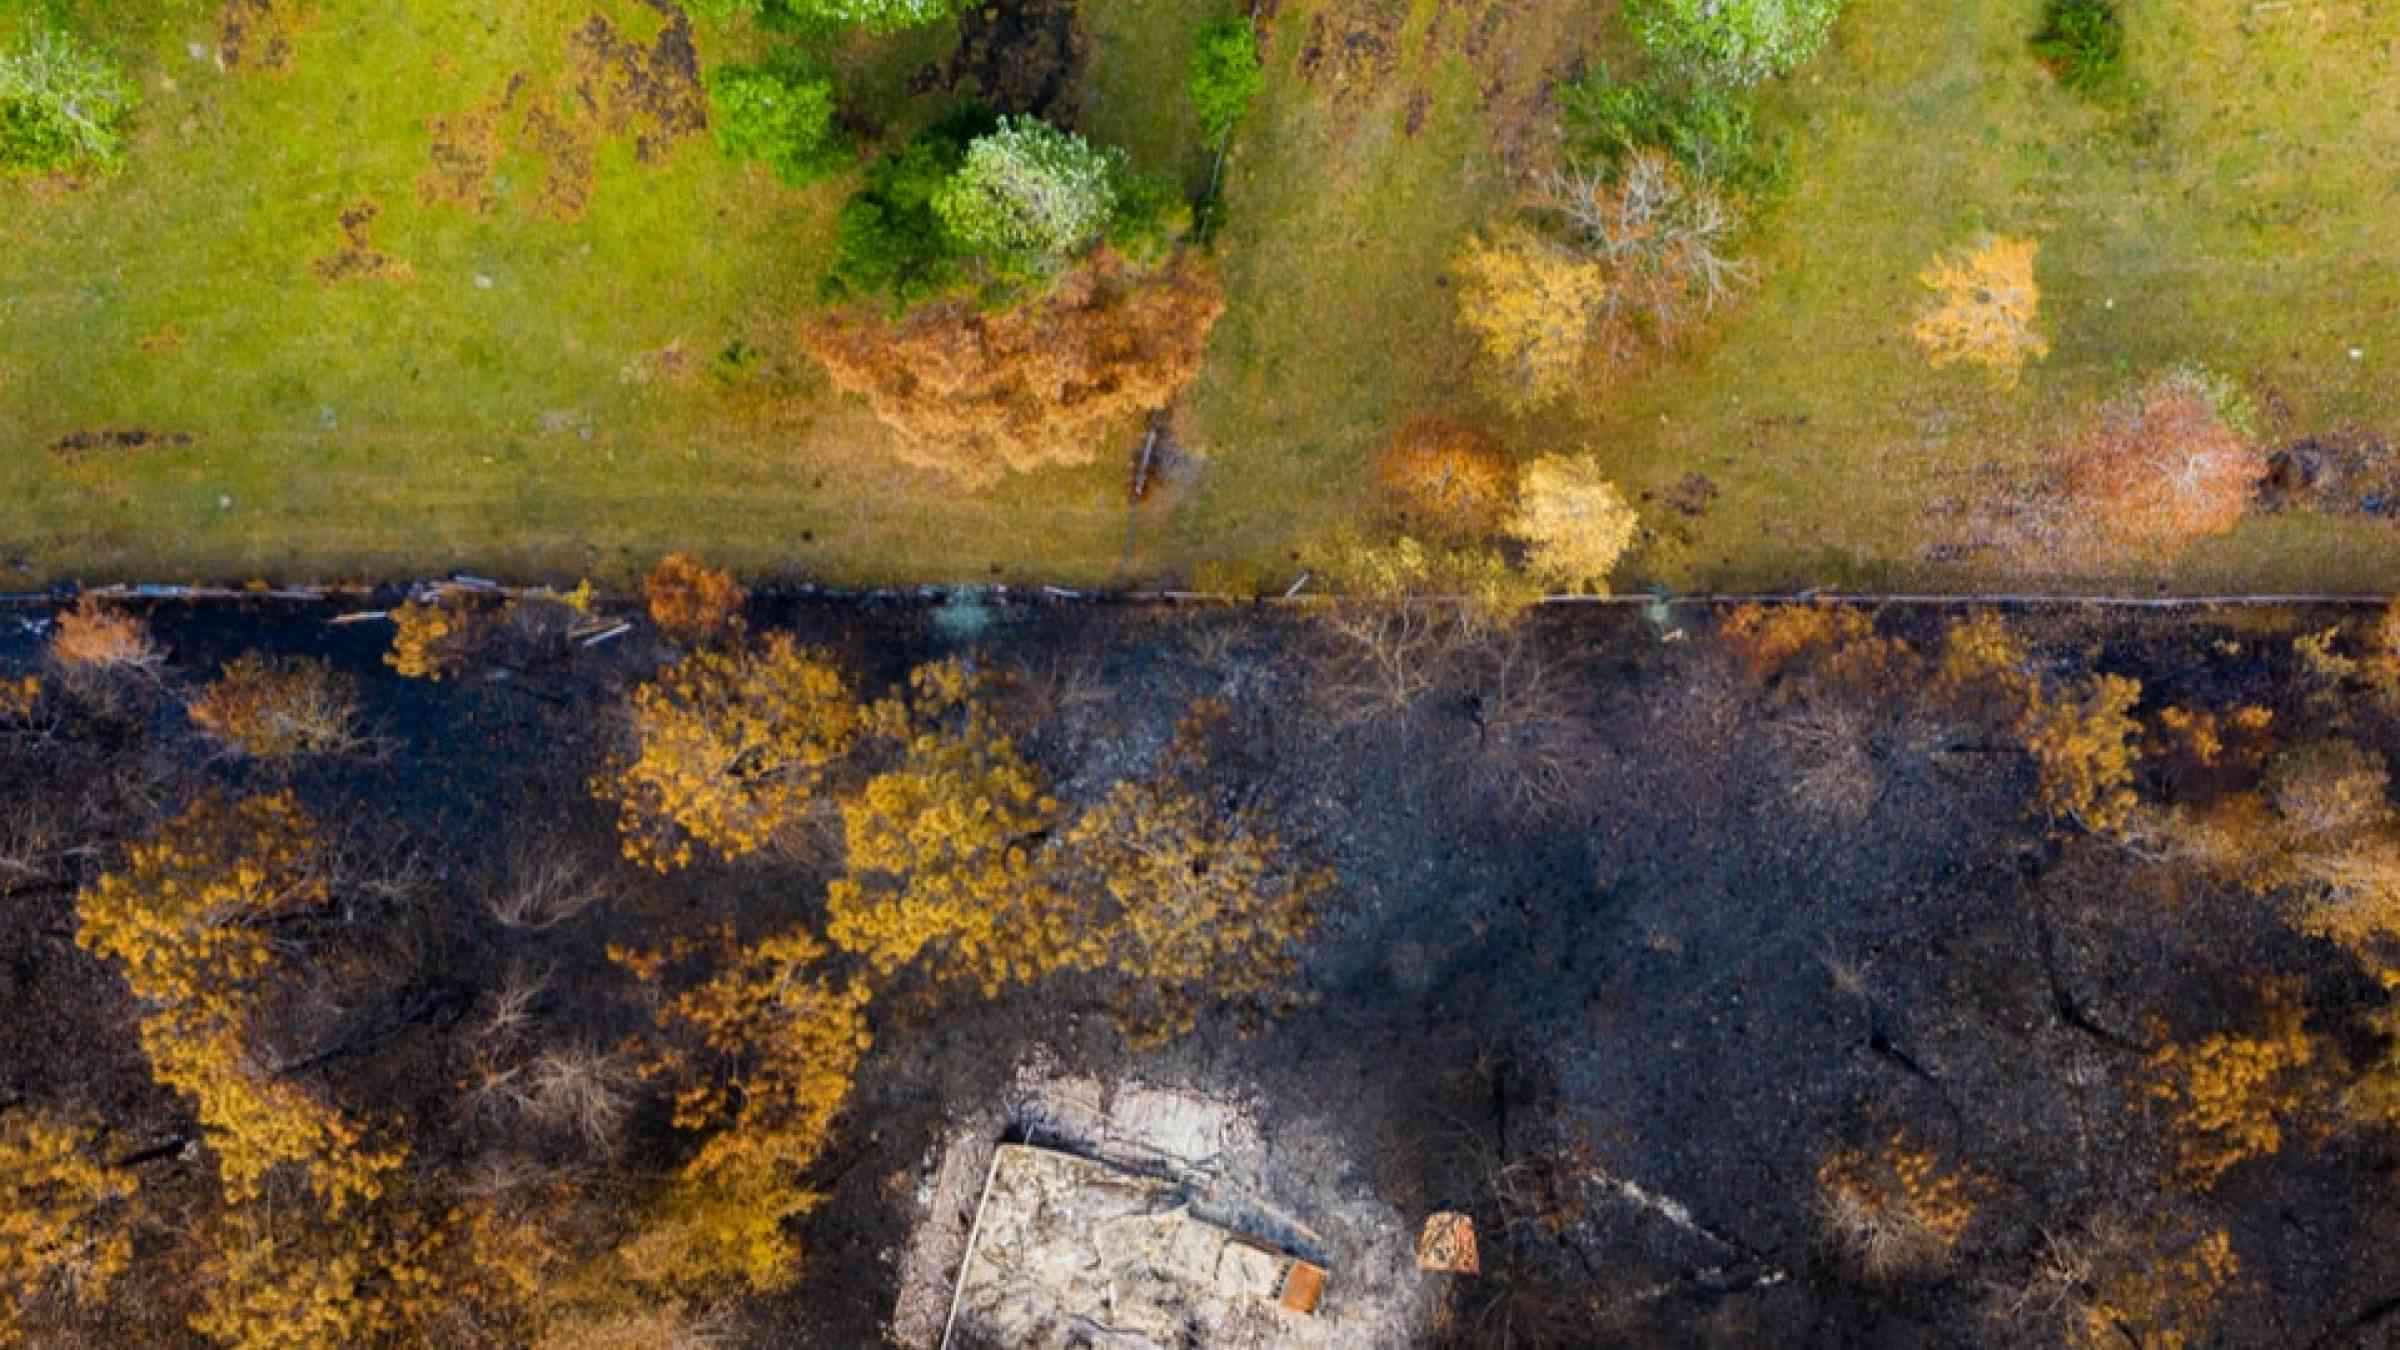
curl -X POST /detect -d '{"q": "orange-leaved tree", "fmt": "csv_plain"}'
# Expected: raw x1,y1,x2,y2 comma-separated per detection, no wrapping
2059,367,2265,559
1376,419,1518,539
825,660,1075,995
642,554,748,643
800,252,1224,488
594,634,863,871
74,793,405,1214
610,924,871,1296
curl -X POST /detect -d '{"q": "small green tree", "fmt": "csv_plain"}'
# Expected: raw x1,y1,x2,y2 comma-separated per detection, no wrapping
0,26,137,176
705,53,849,187
822,104,995,308
1622,0,1845,87
1187,20,1263,145
933,116,1121,274
685,0,966,32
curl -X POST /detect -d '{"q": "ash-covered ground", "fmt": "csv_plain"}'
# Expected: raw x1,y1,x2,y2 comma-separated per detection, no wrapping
7,594,2400,1347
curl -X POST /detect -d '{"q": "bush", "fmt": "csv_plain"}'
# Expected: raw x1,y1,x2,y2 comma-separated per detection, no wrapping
822,104,996,309
48,596,159,673
2032,0,2126,100
187,654,362,760
1376,419,1517,538
932,116,1122,275
704,52,849,187
1530,153,1752,357
1187,19,1263,145
1557,70,1784,198
1105,167,1190,267
643,553,748,642
1623,0,1845,87
685,0,965,32
2059,367,2266,558
0,26,137,177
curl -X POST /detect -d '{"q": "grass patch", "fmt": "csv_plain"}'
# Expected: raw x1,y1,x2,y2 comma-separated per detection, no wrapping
0,0,2394,594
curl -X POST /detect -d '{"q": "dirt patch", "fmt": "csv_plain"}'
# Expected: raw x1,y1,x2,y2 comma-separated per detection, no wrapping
1295,7,1402,98
1663,472,1720,518
49,429,194,460
217,0,313,74
311,199,415,284
416,3,705,221
2257,435,2400,519
136,325,186,354
1402,89,1429,136
935,0,1087,124
419,77,517,213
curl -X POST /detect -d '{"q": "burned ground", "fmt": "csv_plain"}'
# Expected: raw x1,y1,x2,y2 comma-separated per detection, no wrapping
5,596,2400,1346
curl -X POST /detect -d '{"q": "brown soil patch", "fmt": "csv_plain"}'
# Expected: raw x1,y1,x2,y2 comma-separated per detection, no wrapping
50,429,195,461
939,0,1087,124
419,77,517,213
416,2,704,222
136,325,186,354
1663,472,1720,518
217,0,314,75
311,199,416,284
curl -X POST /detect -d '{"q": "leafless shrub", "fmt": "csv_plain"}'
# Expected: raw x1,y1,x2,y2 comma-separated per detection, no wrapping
479,963,552,1047
523,1045,637,1151
487,845,608,931
1530,152,1755,357
1447,634,1601,820
1775,699,1883,825
1314,604,1477,727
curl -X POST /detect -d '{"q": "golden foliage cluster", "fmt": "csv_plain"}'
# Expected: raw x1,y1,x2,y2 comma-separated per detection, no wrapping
2165,739,2400,959
74,793,404,1213
1059,701,1332,1045
0,677,39,722
2146,983,2319,1188
595,634,862,871
612,925,872,1295
2060,369,2266,558
800,253,1225,488
643,554,748,644
186,653,361,759
1450,224,1612,412
1315,532,1544,633
383,594,486,681
1911,234,2049,386
2017,673,2144,838
1721,602,1904,685
1506,454,1640,595
1376,419,1517,538
190,1204,446,1350
0,1112,136,1342
1815,1130,1981,1278
826,661,1074,995
48,597,160,673
2054,1221,2238,1350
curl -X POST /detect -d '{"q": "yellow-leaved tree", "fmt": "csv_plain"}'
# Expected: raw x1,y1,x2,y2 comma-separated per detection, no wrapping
826,660,1075,995
1507,454,1640,594
189,1200,447,1350
594,634,863,871
1451,224,1611,411
610,925,872,1296
74,792,404,1214
1059,701,1332,1045
0,1111,138,1343
1911,234,2049,386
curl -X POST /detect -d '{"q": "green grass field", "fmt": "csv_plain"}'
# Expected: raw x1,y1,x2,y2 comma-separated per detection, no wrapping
3,0,2396,590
